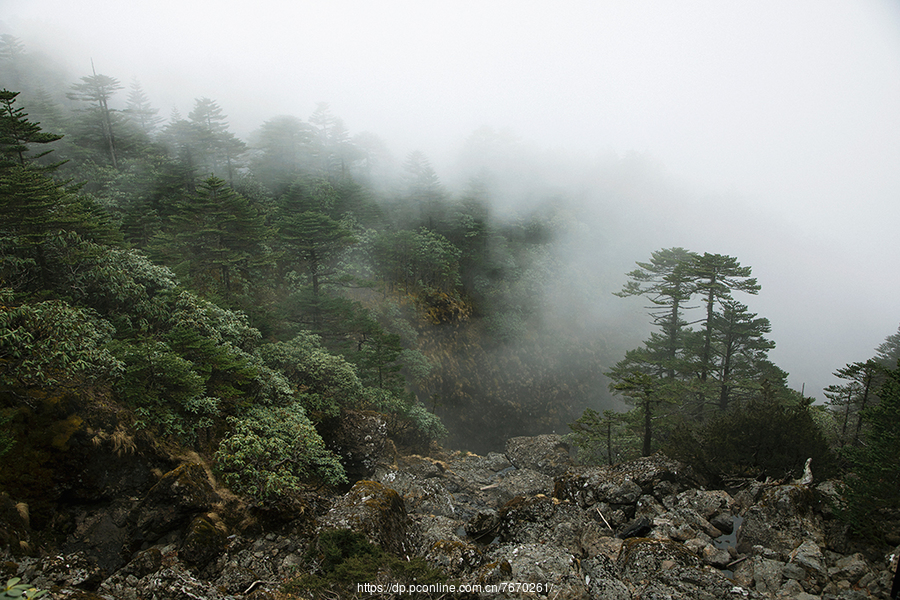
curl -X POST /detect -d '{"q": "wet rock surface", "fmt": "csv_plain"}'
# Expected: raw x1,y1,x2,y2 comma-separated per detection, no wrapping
1,435,897,599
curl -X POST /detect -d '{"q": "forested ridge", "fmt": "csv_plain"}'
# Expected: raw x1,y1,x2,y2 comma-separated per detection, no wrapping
0,34,618,507
1,32,899,542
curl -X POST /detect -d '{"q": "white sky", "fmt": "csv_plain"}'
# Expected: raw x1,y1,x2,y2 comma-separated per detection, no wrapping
4,0,900,398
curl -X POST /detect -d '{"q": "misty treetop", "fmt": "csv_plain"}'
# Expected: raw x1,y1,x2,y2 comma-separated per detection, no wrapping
603,248,789,461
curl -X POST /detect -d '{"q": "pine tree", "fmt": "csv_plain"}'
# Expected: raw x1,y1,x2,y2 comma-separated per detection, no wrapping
874,325,900,368
615,247,697,379
688,253,760,386
124,79,162,135
67,69,124,168
165,176,268,299
402,151,445,229
0,89,63,168
251,115,317,190
842,363,900,534
711,299,774,410
188,97,245,184
0,91,77,246
277,178,355,330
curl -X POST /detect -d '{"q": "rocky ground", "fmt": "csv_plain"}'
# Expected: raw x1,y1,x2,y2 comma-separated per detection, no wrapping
1,431,898,599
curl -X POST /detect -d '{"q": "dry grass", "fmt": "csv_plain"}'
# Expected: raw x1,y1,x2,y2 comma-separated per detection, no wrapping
89,423,137,456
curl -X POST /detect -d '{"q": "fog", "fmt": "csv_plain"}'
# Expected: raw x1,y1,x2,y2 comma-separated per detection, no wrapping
4,0,900,399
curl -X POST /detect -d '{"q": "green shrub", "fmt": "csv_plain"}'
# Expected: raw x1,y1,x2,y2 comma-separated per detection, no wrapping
664,396,835,482
215,403,346,501
257,332,364,419
112,340,214,438
0,294,122,392
364,388,447,449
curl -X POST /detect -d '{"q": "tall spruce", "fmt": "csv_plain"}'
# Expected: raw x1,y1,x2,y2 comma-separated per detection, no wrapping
711,299,774,410
124,79,162,135
165,176,268,299
67,68,123,168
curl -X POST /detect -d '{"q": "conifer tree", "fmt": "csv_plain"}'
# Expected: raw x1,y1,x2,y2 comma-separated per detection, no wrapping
124,79,162,135
251,115,317,190
712,299,774,410
188,97,245,184
688,252,760,386
826,360,880,448
0,90,72,244
67,69,123,168
842,363,900,534
0,35,27,92
0,89,63,167
402,151,445,229
874,325,900,368
615,247,697,379
164,176,268,299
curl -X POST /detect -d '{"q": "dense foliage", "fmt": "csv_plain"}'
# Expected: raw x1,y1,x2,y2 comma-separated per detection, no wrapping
0,33,622,510
0,81,455,504
663,396,835,482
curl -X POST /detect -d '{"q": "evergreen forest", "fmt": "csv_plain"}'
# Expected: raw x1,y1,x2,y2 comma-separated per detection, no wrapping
1,34,898,532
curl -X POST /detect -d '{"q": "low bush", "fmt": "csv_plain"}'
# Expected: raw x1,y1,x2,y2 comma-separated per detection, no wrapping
214,403,346,502
664,396,836,482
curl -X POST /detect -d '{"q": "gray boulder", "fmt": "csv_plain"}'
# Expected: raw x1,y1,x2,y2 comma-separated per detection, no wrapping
505,434,574,478
319,480,410,555
737,484,824,555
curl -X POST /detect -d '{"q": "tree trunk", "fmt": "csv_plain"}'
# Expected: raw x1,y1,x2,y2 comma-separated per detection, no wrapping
642,397,652,457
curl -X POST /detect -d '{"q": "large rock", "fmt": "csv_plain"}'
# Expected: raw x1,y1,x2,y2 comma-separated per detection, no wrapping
505,434,574,478
582,554,631,600
377,450,552,524
408,513,483,576
732,555,786,596
378,466,458,518
479,542,588,598
618,537,767,599
63,498,133,573
788,539,828,593
617,537,700,584
554,453,701,511
494,494,588,552
652,506,723,542
319,480,410,555
737,484,824,555
325,410,393,481
135,462,216,543
180,513,228,572
828,551,869,584
665,488,736,526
